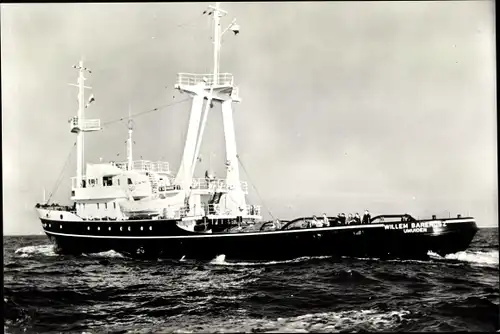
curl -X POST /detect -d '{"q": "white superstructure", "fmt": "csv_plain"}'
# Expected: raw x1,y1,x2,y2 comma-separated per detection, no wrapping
42,2,261,223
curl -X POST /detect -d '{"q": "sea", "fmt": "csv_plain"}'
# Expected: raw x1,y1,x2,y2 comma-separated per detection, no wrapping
4,228,499,333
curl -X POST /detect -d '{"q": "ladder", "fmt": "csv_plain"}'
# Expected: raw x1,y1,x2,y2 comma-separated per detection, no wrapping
148,173,159,194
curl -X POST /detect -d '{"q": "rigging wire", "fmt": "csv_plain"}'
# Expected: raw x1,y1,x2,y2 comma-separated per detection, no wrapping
101,98,191,128
41,5,210,208
46,141,77,205
236,154,276,220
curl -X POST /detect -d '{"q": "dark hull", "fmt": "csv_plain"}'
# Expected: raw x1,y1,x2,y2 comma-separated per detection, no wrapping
40,217,479,261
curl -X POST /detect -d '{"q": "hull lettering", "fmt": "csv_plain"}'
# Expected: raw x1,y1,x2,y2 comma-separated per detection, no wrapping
385,221,447,230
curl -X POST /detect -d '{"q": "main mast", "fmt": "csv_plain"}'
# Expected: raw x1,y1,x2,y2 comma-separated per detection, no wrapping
174,2,246,216
69,60,100,188
212,2,222,85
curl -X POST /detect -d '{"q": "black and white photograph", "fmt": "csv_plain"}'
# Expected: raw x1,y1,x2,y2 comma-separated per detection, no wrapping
2,1,498,332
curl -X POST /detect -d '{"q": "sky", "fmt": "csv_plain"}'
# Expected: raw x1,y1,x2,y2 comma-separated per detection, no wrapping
1,1,497,235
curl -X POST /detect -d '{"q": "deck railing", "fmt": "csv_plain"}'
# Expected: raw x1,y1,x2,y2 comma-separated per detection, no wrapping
69,117,101,132
200,204,261,216
176,73,234,87
187,178,248,193
114,160,170,174
174,204,261,217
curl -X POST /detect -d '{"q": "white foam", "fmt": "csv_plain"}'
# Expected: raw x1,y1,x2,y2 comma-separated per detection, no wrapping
209,254,332,266
84,250,124,258
14,244,57,258
160,308,410,333
210,254,226,265
428,250,499,266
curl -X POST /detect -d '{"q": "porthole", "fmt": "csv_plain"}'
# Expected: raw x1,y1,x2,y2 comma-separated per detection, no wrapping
87,226,90,230
49,224,51,228
149,226,152,231
140,226,143,231
109,227,112,231
120,226,123,231
60,225,62,229
128,226,131,231
98,227,100,231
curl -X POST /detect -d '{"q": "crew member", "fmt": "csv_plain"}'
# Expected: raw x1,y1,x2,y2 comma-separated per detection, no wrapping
205,170,211,187
274,219,282,230
311,215,320,228
336,213,342,225
362,210,371,224
354,212,361,224
322,213,329,227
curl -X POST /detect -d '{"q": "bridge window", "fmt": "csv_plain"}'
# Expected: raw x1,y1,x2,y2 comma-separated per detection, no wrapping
60,214,63,220
113,202,116,209
128,178,133,185
103,176,113,187
105,203,108,209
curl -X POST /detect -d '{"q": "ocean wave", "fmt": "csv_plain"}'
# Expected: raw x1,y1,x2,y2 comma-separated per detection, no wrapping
132,308,411,333
428,250,499,267
209,254,332,266
14,244,57,258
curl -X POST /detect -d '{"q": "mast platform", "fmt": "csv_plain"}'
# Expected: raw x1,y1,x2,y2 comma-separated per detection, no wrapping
175,73,241,102
69,117,101,133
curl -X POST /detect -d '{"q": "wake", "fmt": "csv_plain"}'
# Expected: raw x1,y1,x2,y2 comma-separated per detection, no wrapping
14,244,124,259
209,254,332,266
428,250,499,267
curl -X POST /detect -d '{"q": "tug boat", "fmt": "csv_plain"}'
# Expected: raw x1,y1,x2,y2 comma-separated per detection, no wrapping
36,3,478,261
